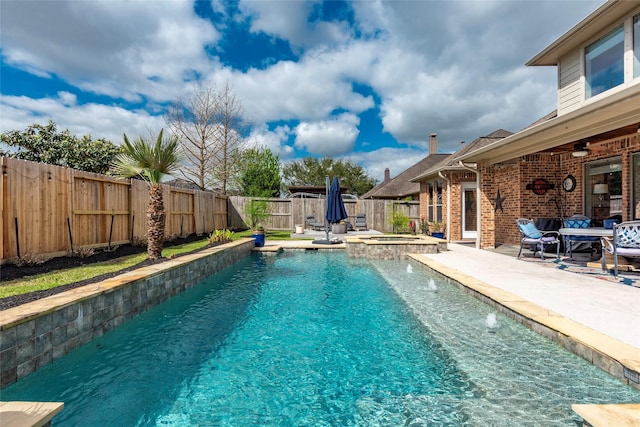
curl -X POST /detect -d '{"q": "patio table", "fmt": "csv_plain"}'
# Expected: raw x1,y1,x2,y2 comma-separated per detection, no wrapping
558,227,613,270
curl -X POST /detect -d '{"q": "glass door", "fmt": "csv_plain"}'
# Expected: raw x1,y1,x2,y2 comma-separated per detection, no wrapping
584,157,622,226
461,182,477,239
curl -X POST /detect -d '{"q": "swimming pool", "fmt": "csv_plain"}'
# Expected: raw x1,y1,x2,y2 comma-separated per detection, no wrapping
2,251,639,425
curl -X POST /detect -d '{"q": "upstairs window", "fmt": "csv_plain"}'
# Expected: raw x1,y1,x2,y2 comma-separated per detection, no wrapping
585,25,624,98
635,14,640,79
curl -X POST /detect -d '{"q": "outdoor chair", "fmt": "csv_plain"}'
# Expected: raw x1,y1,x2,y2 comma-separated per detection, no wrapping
305,215,324,231
515,218,560,260
600,220,640,276
354,213,367,231
563,215,599,259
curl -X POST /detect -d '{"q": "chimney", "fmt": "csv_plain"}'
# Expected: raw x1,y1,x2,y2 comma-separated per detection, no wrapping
384,168,391,183
429,133,438,155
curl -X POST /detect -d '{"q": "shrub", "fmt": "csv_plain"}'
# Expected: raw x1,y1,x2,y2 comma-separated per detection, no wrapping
66,247,95,259
208,229,234,243
390,210,410,233
15,253,47,267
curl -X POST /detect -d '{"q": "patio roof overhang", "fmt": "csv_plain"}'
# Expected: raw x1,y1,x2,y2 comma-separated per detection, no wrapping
458,84,640,166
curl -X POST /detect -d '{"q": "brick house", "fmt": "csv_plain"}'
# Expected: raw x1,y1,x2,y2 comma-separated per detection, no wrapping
413,0,640,249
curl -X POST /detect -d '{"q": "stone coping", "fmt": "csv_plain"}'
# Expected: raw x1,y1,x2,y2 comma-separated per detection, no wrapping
0,401,64,427
0,239,252,331
571,403,640,426
345,234,442,245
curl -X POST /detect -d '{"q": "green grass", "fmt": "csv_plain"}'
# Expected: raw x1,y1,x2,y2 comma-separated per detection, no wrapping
0,238,212,299
1,229,311,300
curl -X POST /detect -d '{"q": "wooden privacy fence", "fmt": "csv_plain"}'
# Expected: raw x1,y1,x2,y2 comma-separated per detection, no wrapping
228,196,420,233
1,157,227,263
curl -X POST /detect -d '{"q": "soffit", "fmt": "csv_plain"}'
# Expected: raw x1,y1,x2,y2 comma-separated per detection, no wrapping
527,1,640,66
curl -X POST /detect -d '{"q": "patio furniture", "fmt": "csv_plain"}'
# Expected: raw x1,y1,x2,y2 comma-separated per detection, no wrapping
354,213,367,231
563,215,599,259
600,220,640,276
305,215,324,231
515,218,561,260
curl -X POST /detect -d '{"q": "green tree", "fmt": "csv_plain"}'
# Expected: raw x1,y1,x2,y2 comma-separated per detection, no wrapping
0,120,121,174
238,147,281,197
110,129,182,260
282,157,377,196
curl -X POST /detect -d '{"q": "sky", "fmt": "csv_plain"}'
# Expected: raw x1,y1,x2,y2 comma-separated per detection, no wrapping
0,0,604,183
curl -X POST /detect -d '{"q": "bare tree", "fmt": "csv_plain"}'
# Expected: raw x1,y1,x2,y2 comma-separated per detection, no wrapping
166,81,251,193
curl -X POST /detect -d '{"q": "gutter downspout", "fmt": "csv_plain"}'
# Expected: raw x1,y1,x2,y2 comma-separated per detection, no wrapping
438,171,451,242
459,161,481,249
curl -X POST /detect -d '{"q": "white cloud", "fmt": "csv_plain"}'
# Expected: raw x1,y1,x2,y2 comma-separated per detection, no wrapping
294,113,360,156
346,146,429,185
0,94,164,144
249,124,294,159
1,0,219,102
238,0,352,51
0,0,605,176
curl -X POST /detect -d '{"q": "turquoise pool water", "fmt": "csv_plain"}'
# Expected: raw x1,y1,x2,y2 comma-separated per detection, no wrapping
2,252,639,425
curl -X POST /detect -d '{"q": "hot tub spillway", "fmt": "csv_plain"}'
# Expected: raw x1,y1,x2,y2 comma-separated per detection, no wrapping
345,235,446,260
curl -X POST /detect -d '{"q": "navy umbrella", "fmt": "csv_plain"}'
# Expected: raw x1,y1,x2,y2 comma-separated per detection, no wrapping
326,177,348,225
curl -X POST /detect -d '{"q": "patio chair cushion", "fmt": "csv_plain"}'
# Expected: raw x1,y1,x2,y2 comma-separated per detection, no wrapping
564,216,598,242
519,222,542,239
565,218,590,228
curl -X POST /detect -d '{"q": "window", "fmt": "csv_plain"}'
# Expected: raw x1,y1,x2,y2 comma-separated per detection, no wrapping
634,14,640,79
426,180,443,222
585,25,624,98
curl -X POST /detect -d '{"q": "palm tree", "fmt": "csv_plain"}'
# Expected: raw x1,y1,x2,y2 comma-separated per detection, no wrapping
111,129,182,259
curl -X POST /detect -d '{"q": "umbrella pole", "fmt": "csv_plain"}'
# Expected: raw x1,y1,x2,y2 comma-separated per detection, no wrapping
325,175,330,241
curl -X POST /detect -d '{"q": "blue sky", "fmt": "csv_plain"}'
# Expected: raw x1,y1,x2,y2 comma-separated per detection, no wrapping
0,0,603,181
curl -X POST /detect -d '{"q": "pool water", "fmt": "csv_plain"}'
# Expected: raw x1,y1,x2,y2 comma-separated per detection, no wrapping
2,252,639,425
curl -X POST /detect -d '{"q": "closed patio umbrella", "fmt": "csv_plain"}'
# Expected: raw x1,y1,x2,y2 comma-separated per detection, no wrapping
313,177,348,244
326,177,348,226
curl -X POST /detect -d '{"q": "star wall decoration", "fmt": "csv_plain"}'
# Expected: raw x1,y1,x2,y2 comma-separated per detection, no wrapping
494,189,506,212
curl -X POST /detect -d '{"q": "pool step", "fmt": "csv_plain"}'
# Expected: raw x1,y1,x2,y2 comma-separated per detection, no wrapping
572,403,640,427
0,401,64,427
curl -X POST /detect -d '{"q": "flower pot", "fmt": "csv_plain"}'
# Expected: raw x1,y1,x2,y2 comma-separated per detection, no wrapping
431,232,445,239
331,223,347,234
252,229,266,247
295,225,304,234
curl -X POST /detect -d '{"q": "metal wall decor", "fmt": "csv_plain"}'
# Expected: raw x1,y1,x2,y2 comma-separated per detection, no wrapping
494,189,505,212
526,178,554,195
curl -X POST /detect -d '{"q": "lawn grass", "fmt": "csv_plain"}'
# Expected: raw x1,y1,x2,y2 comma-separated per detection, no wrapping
0,238,212,299
0,229,311,300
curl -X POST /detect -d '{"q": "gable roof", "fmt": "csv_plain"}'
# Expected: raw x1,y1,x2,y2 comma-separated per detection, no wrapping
362,153,449,199
411,129,514,182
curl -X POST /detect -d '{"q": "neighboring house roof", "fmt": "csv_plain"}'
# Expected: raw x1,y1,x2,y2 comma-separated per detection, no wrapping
411,129,514,182
362,153,449,199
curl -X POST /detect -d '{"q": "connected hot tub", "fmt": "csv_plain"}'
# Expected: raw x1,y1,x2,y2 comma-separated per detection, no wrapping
345,234,447,260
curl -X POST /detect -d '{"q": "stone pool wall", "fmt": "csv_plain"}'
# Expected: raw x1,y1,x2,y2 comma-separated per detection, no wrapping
345,235,446,260
0,239,254,388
